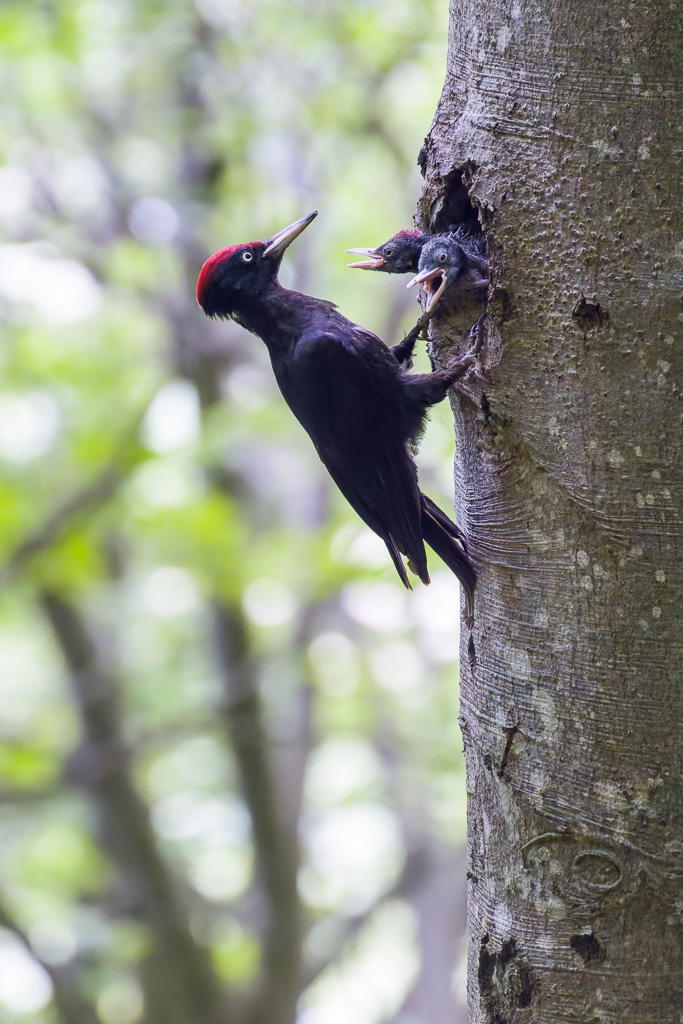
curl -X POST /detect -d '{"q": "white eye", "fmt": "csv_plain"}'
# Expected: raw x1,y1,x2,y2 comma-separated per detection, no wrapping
438,252,447,262
384,247,393,257
241,250,253,262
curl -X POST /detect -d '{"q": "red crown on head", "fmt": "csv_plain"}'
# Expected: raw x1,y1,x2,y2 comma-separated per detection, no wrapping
196,241,260,307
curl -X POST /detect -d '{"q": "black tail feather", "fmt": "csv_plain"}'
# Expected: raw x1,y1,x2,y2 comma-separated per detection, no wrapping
420,494,467,547
384,536,412,590
420,495,476,619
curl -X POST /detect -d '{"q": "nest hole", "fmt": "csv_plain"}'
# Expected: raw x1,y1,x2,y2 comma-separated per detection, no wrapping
431,163,483,236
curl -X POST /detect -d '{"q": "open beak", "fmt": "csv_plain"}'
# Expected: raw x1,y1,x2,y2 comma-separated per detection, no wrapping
263,210,318,258
345,247,385,270
407,266,448,314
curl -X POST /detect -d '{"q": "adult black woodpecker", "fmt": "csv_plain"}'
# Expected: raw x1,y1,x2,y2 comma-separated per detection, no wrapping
346,229,428,274
407,231,490,334
196,211,476,615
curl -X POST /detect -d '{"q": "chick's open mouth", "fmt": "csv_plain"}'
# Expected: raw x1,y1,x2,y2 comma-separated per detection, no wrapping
407,266,447,313
345,248,385,270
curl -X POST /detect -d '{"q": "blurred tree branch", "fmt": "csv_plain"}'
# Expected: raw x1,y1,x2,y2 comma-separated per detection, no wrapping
1,403,150,585
213,600,306,1024
378,724,468,1023
302,841,430,989
0,785,61,805
1,465,123,584
40,590,227,1024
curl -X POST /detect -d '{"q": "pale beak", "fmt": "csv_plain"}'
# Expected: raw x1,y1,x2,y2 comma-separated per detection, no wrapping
345,247,385,270
406,266,448,314
263,210,318,258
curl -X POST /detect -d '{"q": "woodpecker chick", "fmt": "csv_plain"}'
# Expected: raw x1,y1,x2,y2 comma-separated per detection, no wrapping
346,224,486,275
407,232,489,332
346,229,428,274
197,212,476,615
449,224,487,259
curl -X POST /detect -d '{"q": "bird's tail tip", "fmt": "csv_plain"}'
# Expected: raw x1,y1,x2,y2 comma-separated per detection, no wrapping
408,557,430,586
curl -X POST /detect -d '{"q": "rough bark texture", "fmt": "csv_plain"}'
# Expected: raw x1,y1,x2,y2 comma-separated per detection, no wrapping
418,1,683,1020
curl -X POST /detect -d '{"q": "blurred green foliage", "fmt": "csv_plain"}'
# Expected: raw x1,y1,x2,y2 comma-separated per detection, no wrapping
0,1,468,1022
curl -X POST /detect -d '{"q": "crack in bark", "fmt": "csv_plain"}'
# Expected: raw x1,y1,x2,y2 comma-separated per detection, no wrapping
468,633,477,667
497,725,519,778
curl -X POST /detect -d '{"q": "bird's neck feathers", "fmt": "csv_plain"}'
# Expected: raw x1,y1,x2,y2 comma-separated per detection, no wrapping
232,284,336,351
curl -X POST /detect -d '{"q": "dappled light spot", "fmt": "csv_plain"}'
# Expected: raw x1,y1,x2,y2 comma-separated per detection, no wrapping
53,156,109,217
242,577,297,626
205,920,260,985
0,626,66,729
130,459,199,510
369,639,423,691
141,566,200,618
28,920,77,966
429,773,468,839
0,245,102,324
300,803,402,914
0,167,32,227
127,196,179,245
305,737,384,807
96,977,144,1024
301,902,418,1024
410,570,461,661
307,632,360,697
116,138,172,191
194,0,248,31
151,790,248,843
189,846,252,902
0,391,60,463
224,362,274,410
0,930,52,1014
346,528,391,569
145,736,230,797
340,581,410,631
143,380,201,453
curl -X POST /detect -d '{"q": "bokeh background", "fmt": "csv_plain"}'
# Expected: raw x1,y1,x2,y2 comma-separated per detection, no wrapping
0,1,469,1022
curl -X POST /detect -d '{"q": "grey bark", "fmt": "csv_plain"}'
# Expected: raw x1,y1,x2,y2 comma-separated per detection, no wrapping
417,1,683,1020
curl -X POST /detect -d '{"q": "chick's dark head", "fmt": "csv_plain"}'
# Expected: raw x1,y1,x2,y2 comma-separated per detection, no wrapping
407,235,468,314
346,229,427,274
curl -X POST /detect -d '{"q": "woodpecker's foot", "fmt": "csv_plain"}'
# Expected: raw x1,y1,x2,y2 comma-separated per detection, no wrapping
391,336,416,370
442,348,480,386
442,316,487,384
443,361,472,387
391,310,431,369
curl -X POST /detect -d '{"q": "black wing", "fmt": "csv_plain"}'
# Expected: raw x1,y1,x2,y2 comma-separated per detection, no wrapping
272,325,429,586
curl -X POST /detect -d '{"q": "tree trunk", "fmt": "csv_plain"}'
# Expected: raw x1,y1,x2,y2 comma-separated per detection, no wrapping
418,1,683,1020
